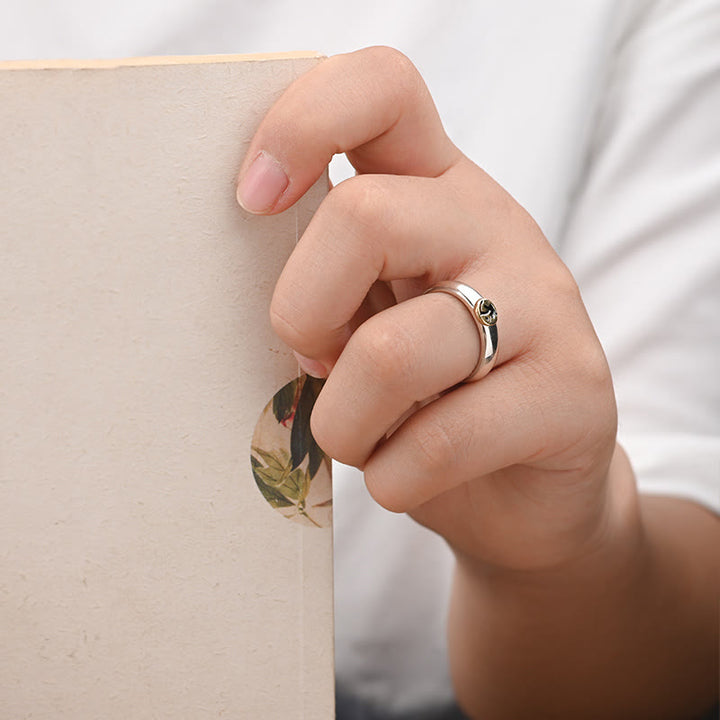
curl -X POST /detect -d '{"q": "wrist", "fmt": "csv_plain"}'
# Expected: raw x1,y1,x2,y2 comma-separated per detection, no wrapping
450,456,720,719
454,443,647,590
447,448,652,717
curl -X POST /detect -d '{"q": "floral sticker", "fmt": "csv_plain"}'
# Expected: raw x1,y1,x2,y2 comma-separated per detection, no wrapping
251,375,332,528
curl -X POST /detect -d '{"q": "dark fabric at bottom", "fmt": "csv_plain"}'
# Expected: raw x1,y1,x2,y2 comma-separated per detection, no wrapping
336,692,718,720
697,703,719,720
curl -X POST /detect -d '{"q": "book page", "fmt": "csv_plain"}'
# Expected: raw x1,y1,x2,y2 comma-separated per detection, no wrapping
0,54,333,719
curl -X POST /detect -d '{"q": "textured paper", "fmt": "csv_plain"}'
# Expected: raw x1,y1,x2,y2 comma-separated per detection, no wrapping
0,54,333,718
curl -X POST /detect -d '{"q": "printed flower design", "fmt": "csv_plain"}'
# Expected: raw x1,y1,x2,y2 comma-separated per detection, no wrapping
251,375,332,528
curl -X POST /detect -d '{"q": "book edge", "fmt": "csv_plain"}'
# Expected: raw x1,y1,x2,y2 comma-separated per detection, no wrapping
0,51,324,71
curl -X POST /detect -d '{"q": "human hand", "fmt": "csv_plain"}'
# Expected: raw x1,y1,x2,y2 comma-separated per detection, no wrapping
236,47,632,573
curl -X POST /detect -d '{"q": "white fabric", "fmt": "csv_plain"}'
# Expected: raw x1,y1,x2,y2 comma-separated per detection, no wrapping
2,0,718,712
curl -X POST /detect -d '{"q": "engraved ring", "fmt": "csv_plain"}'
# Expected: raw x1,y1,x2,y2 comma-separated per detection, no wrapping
424,280,499,382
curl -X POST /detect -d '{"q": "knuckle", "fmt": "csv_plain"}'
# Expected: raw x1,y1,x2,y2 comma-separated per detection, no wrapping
309,391,366,469
269,294,306,349
351,315,416,394
327,174,390,238
545,270,613,394
524,259,586,350
581,342,612,389
549,257,583,302
359,46,426,112
406,412,467,478
363,465,408,514
576,346,616,428
365,45,420,86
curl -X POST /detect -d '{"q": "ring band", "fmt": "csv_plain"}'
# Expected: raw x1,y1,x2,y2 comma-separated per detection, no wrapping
424,280,498,382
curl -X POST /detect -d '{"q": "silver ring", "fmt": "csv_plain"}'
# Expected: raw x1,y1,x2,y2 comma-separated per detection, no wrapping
424,280,498,382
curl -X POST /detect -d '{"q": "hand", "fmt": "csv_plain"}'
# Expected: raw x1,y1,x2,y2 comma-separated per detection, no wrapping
237,47,720,719
236,46,627,573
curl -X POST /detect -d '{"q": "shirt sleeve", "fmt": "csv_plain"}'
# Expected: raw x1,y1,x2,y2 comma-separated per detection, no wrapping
557,0,720,513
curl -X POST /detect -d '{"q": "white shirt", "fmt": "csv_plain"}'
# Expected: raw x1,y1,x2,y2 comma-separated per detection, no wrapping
3,0,719,712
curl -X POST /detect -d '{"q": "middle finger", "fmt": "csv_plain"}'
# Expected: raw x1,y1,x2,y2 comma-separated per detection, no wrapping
270,171,486,369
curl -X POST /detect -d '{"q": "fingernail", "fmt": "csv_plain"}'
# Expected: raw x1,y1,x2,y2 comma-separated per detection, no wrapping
293,351,328,379
236,151,289,213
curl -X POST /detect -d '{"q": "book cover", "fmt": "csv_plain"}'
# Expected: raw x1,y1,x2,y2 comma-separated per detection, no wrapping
0,53,334,718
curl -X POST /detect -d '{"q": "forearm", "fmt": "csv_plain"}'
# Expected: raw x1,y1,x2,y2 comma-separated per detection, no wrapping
449,451,719,719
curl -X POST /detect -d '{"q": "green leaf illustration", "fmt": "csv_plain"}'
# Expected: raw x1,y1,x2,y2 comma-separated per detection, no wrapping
251,445,315,509
278,467,307,501
253,465,285,487
257,480,295,509
251,457,294,508
252,446,288,474
251,375,332,528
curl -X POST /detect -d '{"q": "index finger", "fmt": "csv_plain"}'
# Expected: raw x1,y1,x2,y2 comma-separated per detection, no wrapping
235,46,462,214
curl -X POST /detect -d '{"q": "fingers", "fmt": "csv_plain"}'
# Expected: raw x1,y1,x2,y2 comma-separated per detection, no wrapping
359,324,616,514
303,250,605,513
268,172,484,366
268,167,564,481
365,369,538,512
308,291,483,468
361,366,552,513
236,46,462,214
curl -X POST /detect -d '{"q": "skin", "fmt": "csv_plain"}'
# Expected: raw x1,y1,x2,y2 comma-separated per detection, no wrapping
236,47,719,718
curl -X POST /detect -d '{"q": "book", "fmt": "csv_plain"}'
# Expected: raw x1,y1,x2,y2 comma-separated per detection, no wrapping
0,53,333,718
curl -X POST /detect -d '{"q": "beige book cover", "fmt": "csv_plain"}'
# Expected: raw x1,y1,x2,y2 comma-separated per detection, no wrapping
0,53,333,718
